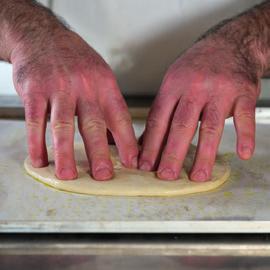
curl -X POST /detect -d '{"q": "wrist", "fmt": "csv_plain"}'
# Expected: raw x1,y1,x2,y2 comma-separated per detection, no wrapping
201,26,263,83
199,3,270,79
10,25,67,64
0,0,66,62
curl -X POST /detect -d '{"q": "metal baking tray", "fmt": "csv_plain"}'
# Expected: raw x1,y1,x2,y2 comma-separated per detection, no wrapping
1,109,270,233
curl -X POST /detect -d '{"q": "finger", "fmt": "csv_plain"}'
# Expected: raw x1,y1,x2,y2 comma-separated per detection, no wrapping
157,98,202,180
78,99,113,181
190,103,225,182
50,94,77,180
103,90,138,169
233,96,256,160
24,95,48,167
139,92,179,171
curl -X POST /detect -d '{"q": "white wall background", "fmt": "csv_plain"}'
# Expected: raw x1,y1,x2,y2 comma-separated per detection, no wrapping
0,0,268,97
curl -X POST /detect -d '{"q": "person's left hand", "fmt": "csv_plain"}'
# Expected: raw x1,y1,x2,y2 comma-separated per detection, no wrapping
139,37,260,181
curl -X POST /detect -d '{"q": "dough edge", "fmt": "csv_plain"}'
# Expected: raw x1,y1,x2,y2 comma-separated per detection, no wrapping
24,145,231,197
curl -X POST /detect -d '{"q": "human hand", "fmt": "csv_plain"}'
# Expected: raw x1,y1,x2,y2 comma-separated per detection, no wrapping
12,30,138,180
139,38,260,181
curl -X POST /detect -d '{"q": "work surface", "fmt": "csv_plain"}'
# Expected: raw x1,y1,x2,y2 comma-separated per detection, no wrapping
1,111,270,233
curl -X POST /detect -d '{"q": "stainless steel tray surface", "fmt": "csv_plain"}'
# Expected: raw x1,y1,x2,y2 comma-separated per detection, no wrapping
1,109,270,233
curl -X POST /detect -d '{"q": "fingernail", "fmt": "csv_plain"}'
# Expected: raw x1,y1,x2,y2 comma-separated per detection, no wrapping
241,146,252,159
139,161,152,171
158,168,177,180
59,168,77,180
94,168,113,181
191,169,208,182
131,156,138,168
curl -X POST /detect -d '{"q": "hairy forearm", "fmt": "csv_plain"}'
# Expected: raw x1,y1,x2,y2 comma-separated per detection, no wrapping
0,0,66,62
200,0,270,79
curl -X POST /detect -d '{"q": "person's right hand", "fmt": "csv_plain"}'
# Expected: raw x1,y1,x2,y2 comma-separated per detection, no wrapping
12,29,138,180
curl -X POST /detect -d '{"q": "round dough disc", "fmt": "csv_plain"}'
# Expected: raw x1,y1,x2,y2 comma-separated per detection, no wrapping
24,144,230,197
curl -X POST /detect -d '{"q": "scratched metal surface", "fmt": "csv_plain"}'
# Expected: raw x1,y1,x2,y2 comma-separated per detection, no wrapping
1,109,270,233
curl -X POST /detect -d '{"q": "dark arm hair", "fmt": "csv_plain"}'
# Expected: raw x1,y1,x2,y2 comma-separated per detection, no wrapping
198,0,270,78
0,0,67,62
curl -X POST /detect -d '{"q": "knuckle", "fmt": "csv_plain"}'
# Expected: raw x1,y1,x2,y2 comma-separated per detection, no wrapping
23,93,46,113
105,97,130,123
171,102,198,132
105,95,128,113
200,124,220,136
54,92,76,108
162,150,179,163
146,117,160,130
114,114,132,127
54,91,70,100
80,118,106,133
235,110,254,120
203,105,222,126
26,119,43,129
150,91,178,113
52,120,74,131
25,107,42,122
171,121,193,131
23,97,47,128
23,94,35,107
79,99,98,115
235,97,256,121
201,109,223,136
238,95,256,106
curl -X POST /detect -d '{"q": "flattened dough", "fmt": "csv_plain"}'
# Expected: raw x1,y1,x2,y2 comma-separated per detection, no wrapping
24,144,230,197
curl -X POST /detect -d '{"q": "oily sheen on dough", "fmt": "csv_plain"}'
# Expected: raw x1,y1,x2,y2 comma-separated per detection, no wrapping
24,144,230,197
